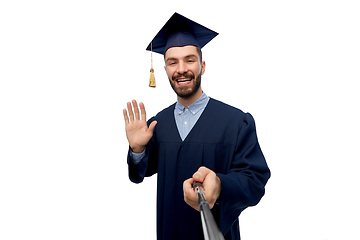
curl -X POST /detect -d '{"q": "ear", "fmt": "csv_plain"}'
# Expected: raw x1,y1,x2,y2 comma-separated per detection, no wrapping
201,61,206,75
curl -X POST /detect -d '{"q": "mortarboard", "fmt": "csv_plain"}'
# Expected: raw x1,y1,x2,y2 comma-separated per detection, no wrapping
146,12,218,87
146,12,218,55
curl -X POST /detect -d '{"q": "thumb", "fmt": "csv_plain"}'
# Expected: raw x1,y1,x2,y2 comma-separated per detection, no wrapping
148,120,157,133
193,166,211,183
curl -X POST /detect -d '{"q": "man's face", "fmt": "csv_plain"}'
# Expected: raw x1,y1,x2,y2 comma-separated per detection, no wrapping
164,45,206,99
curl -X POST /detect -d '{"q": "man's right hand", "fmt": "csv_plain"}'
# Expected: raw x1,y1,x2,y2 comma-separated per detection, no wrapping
123,100,157,153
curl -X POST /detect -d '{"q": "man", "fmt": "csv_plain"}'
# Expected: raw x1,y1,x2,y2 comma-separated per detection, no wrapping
123,13,270,240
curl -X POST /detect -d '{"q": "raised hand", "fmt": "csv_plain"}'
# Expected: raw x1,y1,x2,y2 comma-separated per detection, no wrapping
123,100,157,153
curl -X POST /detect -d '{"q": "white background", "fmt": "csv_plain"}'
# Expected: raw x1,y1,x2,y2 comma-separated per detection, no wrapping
1,0,359,239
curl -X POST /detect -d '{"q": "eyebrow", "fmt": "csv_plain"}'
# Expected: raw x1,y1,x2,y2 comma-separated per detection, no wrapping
184,54,198,59
165,57,177,62
165,54,199,63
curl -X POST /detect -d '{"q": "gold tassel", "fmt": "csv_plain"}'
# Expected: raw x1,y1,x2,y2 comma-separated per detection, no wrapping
149,42,156,87
149,68,156,87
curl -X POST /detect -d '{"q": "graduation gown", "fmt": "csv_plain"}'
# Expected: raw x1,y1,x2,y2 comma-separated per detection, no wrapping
128,98,270,240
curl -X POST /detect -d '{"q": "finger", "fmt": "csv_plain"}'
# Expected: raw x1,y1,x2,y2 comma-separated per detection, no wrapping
192,166,211,183
184,187,197,202
183,178,196,200
183,177,194,192
183,178,199,211
127,101,134,123
139,102,146,121
132,100,140,121
123,108,129,125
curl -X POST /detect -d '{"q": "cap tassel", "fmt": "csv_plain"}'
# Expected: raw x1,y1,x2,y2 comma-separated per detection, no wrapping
149,68,156,87
149,42,156,87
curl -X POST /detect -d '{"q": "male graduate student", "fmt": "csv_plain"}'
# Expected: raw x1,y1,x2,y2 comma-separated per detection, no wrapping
123,13,270,240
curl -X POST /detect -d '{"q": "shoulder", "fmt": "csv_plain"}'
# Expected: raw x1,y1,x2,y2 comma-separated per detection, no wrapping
208,98,244,113
207,98,256,126
207,98,246,117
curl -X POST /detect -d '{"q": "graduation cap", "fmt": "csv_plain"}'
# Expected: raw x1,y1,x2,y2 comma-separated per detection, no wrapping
146,12,218,87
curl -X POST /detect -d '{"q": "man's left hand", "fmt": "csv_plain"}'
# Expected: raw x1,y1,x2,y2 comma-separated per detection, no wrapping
183,166,221,211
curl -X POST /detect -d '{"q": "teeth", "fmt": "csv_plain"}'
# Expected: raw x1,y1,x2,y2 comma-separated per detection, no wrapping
177,78,191,82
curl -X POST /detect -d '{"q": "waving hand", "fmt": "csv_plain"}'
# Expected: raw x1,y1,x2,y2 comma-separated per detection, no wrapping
123,100,157,153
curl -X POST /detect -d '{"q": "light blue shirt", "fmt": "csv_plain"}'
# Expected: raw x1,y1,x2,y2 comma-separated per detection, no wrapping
174,92,210,141
130,92,210,164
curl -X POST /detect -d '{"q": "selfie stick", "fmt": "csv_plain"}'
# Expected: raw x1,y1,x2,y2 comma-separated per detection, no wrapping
193,181,225,240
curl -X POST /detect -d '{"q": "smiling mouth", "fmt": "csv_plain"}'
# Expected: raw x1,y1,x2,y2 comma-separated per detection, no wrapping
176,78,192,85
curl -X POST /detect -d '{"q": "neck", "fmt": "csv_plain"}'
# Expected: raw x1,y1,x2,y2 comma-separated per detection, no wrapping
177,87,203,107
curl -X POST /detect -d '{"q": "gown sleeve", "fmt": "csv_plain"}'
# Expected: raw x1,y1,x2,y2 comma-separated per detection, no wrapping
127,117,158,183
216,113,270,234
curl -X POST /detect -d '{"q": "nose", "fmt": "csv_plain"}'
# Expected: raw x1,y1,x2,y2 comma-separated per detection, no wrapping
176,60,187,75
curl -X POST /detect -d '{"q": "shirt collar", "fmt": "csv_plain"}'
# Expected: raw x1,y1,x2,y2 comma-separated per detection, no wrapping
175,92,210,115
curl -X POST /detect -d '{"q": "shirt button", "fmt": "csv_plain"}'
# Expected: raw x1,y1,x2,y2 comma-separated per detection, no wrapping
185,108,189,111
179,111,182,114
184,122,187,125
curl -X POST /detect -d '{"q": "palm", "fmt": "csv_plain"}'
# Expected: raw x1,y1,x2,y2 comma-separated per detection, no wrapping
125,118,152,147
123,100,157,153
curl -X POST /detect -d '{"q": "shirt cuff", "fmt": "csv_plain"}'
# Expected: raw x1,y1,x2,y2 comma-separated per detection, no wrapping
129,148,146,164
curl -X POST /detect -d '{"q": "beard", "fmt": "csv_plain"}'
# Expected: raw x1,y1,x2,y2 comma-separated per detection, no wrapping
168,71,202,98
